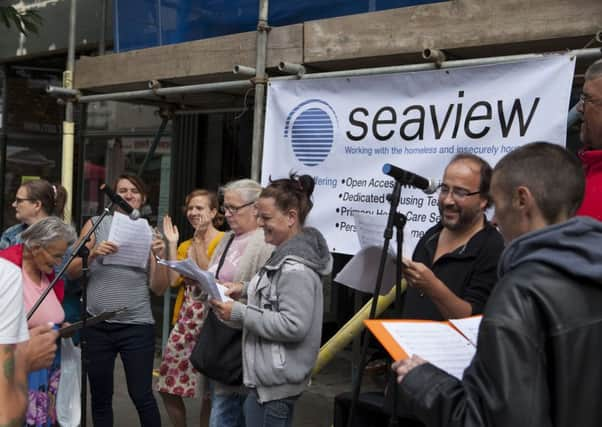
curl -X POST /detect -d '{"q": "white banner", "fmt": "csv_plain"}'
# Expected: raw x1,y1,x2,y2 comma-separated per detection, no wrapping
263,55,576,256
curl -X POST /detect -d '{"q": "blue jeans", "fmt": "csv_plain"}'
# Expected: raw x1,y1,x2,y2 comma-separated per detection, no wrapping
243,392,297,427
85,322,161,427
209,385,246,427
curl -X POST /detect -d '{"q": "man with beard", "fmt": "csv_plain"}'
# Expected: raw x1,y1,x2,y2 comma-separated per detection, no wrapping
576,59,602,221
401,153,504,320
334,154,503,427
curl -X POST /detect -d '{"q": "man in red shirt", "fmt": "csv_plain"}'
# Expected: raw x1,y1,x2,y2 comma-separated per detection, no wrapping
576,59,602,221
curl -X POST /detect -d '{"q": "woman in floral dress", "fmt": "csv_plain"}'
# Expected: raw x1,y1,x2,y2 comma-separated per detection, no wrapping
155,189,224,427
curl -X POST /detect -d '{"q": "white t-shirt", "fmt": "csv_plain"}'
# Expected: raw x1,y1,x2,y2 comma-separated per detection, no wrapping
0,258,29,344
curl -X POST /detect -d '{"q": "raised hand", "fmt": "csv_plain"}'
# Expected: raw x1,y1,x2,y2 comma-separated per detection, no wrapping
163,215,179,245
193,211,211,240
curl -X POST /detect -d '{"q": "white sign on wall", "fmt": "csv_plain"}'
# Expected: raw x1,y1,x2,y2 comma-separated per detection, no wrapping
262,55,576,256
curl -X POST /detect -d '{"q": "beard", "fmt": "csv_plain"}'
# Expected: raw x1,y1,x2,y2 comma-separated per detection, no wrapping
439,202,482,232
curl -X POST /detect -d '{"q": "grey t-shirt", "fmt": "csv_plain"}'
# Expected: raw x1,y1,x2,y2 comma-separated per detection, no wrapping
87,215,154,324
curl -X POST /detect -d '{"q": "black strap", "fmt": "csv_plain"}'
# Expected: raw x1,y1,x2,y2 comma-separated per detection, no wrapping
215,233,236,281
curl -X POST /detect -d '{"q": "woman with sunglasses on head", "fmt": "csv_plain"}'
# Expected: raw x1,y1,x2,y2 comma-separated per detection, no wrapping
0,216,77,426
155,189,225,427
211,173,332,427
0,179,67,250
67,174,170,427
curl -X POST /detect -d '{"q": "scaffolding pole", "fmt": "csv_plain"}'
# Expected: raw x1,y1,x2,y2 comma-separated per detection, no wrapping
271,47,602,82
47,80,253,104
251,0,270,182
61,0,77,224
49,48,601,108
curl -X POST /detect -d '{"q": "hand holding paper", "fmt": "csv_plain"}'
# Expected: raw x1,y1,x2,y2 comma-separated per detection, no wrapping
210,299,234,321
392,355,427,383
365,316,482,380
156,257,232,302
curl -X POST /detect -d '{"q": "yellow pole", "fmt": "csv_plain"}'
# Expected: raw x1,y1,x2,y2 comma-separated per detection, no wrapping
312,281,407,377
61,70,74,224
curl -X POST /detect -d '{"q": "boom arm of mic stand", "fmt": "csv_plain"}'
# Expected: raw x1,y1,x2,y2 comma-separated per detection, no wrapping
26,205,113,320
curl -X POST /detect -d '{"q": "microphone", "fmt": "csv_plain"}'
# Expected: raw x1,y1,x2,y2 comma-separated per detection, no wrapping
99,184,141,220
382,164,439,194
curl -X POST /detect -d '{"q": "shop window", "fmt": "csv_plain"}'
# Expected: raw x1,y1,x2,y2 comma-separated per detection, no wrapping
82,135,172,228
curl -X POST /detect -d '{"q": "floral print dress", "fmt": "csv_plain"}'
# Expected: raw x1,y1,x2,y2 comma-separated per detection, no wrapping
26,333,61,426
154,233,223,398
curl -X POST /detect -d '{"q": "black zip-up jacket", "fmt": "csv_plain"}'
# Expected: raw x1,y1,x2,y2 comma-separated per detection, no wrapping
399,216,602,427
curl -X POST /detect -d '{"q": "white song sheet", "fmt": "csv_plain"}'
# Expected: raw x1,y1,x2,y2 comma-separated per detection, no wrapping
156,257,232,302
449,316,482,346
333,213,399,294
383,322,476,380
334,246,397,295
103,212,152,269
354,214,398,256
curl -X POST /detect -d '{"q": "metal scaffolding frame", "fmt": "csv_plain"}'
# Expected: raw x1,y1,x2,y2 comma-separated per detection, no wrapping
49,45,602,182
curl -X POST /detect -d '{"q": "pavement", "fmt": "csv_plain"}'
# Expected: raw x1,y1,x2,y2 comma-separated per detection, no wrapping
82,351,366,426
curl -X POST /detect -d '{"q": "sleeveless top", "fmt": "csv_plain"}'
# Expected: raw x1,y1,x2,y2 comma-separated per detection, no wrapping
87,215,154,324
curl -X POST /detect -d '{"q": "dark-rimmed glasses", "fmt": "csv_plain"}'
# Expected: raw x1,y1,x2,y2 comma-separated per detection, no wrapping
437,184,480,200
223,201,254,215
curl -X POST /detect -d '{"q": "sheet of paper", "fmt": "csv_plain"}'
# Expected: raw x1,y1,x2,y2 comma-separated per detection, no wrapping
382,321,476,380
334,246,397,295
353,214,397,256
156,257,232,302
449,316,482,346
103,212,152,269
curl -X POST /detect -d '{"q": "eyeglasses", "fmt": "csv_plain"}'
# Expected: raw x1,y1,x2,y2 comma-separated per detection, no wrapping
437,184,481,200
223,201,254,215
14,197,35,204
579,93,602,108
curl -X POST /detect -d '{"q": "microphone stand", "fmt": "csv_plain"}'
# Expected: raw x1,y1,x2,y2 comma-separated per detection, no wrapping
27,204,114,427
346,181,407,427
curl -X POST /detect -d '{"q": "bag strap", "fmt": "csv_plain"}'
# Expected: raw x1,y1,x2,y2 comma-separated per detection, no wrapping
215,233,236,281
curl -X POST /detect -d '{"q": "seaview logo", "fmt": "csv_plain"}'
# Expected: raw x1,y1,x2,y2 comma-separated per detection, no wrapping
283,99,339,167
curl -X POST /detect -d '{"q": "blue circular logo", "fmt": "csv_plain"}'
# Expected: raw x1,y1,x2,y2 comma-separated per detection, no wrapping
291,108,333,167
284,99,338,167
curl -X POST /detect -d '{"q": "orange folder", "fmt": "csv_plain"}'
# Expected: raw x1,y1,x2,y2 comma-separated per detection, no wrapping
364,316,482,361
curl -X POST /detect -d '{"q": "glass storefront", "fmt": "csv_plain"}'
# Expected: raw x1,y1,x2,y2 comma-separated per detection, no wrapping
81,133,172,226
82,101,172,228
1,66,64,230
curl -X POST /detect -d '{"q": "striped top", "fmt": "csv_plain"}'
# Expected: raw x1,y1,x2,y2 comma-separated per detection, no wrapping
87,215,154,324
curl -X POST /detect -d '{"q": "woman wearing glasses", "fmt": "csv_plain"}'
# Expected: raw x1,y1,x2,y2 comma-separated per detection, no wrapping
0,216,77,426
211,174,332,427
204,179,273,427
0,179,67,249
